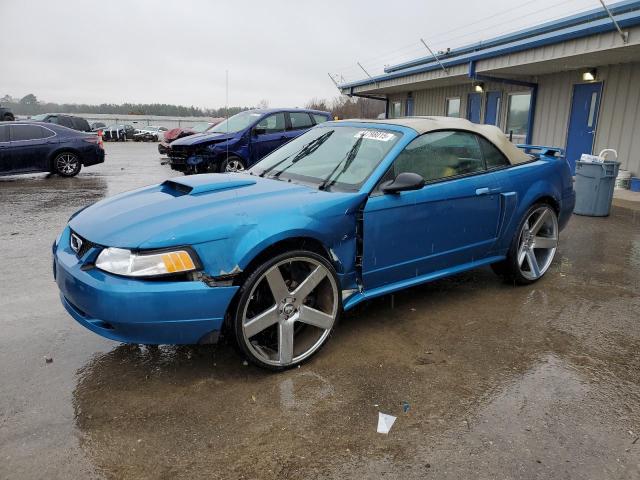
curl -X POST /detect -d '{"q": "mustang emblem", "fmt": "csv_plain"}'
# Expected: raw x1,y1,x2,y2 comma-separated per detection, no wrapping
70,233,83,254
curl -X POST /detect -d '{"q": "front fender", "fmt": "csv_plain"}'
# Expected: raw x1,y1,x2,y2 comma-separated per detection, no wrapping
191,208,361,283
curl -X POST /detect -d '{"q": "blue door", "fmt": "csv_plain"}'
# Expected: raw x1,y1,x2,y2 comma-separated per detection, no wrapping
405,97,414,116
565,82,602,173
250,112,287,163
467,93,482,123
484,92,501,126
361,130,503,289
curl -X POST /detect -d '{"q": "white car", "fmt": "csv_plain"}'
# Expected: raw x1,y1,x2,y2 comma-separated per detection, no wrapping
133,125,168,142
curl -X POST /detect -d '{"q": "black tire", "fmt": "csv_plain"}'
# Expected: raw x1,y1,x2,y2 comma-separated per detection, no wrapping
220,155,246,173
2,113,14,122
493,202,559,285
53,152,81,177
231,249,341,371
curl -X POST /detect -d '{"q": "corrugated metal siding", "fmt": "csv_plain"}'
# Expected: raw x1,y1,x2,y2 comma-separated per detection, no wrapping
383,63,640,175
531,71,577,147
594,63,640,174
388,82,525,124
476,26,640,72
532,64,640,173
349,64,468,95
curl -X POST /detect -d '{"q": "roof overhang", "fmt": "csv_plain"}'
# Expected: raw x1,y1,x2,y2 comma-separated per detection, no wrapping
339,1,640,96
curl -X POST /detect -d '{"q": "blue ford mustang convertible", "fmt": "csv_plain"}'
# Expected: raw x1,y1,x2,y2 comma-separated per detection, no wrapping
53,117,575,369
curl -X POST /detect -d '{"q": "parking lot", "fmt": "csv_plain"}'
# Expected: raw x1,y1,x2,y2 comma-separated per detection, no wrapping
0,141,639,479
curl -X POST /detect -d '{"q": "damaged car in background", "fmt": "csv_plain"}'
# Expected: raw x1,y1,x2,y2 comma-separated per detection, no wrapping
158,120,224,155
167,108,330,173
133,125,168,142
52,117,575,370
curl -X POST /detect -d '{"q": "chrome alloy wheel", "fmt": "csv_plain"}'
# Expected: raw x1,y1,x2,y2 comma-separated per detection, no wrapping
517,206,558,281
56,153,79,175
241,257,339,367
225,158,245,172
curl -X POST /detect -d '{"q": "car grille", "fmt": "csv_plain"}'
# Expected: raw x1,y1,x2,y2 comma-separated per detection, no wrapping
69,230,95,258
168,146,191,164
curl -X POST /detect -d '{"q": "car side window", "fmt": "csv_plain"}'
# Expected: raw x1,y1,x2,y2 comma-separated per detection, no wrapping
478,136,510,169
71,117,89,131
47,115,59,124
58,116,74,128
312,114,329,125
392,130,484,182
0,125,9,142
289,112,313,130
10,125,47,141
256,113,286,133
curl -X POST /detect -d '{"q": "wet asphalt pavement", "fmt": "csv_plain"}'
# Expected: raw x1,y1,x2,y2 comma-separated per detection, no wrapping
1,142,639,479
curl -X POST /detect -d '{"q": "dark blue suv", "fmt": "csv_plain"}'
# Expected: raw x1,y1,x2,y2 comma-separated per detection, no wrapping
168,108,331,174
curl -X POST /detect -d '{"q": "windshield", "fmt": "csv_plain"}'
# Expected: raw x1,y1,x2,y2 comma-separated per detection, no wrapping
191,122,211,133
209,111,263,134
31,114,47,121
249,126,401,191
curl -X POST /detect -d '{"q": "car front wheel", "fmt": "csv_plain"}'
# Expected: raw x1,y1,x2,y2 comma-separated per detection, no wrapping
54,152,81,177
493,203,559,284
221,156,246,173
232,250,341,370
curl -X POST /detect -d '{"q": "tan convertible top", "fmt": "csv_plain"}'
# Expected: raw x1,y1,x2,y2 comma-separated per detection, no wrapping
345,116,531,165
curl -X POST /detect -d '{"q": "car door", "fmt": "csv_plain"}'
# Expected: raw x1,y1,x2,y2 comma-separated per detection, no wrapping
9,124,55,173
362,130,503,289
0,125,12,174
250,112,287,161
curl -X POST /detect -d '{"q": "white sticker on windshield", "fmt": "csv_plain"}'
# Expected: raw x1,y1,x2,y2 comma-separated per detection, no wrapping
355,130,395,141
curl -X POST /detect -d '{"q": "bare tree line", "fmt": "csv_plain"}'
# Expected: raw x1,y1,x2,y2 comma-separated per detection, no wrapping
305,96,385,119
1,93,385,119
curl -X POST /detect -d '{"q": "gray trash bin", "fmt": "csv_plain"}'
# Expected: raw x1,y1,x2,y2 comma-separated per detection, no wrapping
573,160,620,216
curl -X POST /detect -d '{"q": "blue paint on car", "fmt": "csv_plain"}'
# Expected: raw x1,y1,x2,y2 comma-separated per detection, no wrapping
167,108,331,174
52,118,574,365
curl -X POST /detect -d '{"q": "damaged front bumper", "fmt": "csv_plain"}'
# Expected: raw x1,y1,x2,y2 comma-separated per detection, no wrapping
53,228,238,345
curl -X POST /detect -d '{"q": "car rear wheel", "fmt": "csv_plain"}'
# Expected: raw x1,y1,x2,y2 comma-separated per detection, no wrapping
54,152,81,177
232,250,341,370
221,156,246,173
493,203,559,284
2,113,14,121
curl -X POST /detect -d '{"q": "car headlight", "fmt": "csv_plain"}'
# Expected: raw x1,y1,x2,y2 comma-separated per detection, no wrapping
95,247,198,277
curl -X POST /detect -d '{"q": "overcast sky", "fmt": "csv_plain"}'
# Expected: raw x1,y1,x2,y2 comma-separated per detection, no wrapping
1,0,599,109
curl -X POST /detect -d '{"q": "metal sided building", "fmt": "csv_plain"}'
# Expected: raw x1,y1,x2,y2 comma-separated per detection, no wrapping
339,0,640,175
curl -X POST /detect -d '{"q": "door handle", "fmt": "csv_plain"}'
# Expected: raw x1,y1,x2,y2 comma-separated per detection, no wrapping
475,187,490,195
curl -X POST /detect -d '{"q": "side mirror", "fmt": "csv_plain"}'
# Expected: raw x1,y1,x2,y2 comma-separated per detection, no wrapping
380,172,425,194
253,127,266,136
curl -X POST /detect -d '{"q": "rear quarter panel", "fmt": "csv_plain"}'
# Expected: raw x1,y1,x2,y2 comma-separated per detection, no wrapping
491,156,573,254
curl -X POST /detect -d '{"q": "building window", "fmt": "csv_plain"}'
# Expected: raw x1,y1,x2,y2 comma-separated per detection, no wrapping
445,98,460,117
505,92,532,142
391,101,402,118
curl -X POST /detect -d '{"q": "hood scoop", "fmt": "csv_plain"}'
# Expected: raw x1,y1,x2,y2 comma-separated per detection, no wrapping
161,174,256,196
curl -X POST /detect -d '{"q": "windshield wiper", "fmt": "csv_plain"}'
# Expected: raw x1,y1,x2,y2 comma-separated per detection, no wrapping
259,130,334,179
317,135,364,191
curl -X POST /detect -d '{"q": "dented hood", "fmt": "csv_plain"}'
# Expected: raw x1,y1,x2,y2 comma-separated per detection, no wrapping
69,173,363,249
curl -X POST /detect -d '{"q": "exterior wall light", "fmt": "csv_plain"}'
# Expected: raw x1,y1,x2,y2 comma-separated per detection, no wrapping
474,83,485,93
582,69,597,81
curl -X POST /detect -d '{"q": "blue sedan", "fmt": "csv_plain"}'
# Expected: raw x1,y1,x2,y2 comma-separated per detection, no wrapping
53,117,575,369
0,121,104,177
